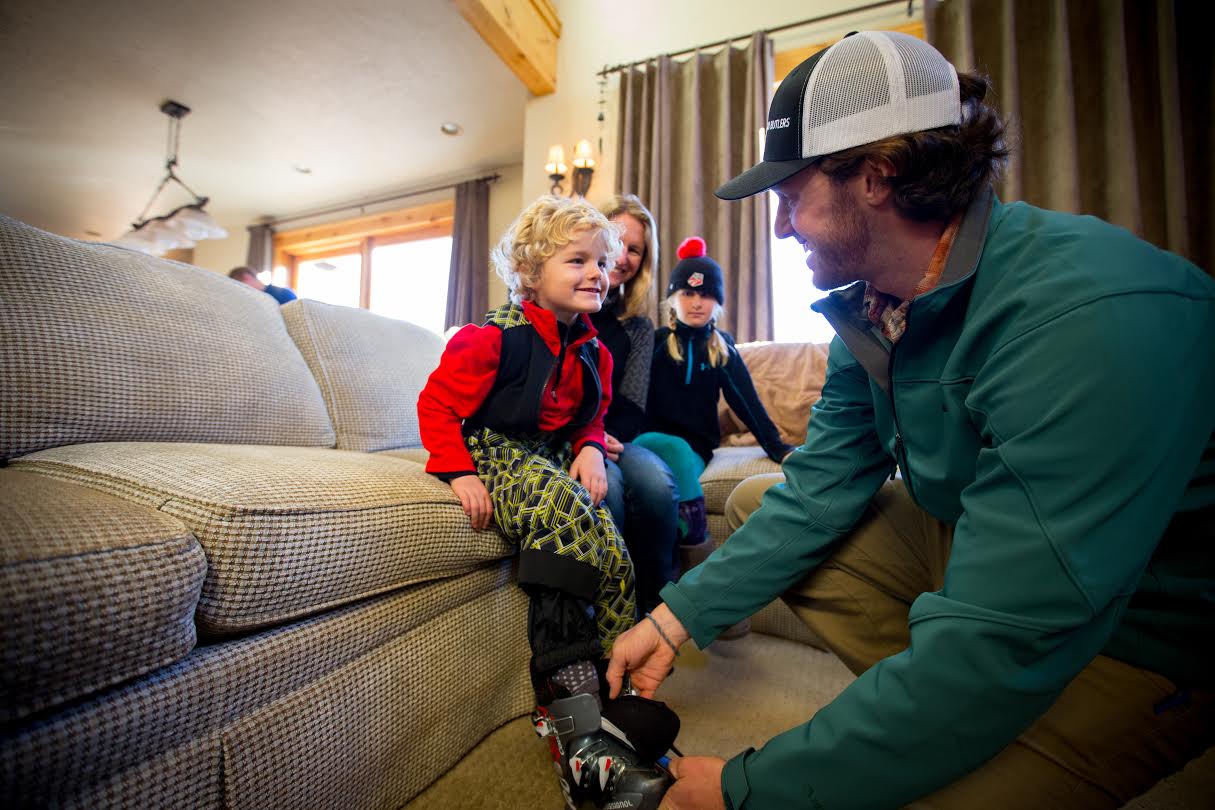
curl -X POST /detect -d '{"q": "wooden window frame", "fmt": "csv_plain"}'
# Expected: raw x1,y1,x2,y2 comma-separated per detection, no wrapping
774,19,926,82
273,199,455,307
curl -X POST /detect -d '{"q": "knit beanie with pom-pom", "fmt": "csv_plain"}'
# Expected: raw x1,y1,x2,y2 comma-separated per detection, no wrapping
666,236,724,305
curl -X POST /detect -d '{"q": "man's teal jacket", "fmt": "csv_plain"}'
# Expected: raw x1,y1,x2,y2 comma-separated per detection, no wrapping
660,188,1215,809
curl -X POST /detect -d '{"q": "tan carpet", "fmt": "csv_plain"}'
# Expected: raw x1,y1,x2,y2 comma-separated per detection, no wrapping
403,631,1214,809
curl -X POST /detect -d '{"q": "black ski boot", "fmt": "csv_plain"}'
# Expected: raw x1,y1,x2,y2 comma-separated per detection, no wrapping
532,685,679,810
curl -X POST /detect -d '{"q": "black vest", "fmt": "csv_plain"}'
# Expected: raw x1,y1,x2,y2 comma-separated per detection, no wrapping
466,304,601,437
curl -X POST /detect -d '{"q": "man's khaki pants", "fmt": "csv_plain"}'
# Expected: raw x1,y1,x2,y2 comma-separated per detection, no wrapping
726,475,1213,809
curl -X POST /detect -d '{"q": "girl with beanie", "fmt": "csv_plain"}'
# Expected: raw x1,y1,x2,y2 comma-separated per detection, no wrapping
634,236,794,576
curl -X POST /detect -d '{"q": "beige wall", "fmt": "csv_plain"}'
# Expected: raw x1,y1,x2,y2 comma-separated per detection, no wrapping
486,163,522,308
526,0,917,204
192,225,250,276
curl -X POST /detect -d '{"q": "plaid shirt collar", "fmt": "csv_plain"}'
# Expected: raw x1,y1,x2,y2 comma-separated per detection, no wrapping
862,212,964,343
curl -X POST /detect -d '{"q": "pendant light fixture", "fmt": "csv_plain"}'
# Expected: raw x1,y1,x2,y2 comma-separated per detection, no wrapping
114,100,227,255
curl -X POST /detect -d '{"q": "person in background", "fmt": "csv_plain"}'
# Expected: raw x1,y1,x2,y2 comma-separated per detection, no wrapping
634,236,793,587
228,266,297,304
594,194,680,614
607,30,1214,810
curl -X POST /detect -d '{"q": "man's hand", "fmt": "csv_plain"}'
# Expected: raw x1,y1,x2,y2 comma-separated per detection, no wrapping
450,475,493,530
570,445,608,504
606,604,689,698
659,756,727,810
604,432,625,462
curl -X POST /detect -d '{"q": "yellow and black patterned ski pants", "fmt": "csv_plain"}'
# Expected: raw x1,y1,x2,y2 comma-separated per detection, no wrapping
466,427,636,655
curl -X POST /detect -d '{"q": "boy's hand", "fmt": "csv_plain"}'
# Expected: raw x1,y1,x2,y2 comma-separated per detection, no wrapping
603,432,625,462
450,475,493,530
570,445,608,505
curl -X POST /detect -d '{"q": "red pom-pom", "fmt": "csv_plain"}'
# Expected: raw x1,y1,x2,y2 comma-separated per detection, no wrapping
676,236,706,260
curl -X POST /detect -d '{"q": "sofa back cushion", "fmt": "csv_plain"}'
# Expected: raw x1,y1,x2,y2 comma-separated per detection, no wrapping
281,299,445,452
719,340,831,447
0,216,336,460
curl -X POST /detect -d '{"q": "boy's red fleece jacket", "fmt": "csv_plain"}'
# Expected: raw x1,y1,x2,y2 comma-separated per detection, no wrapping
417,300,613,476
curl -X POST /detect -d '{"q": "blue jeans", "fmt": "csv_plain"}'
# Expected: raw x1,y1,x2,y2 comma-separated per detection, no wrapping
604,442,680,614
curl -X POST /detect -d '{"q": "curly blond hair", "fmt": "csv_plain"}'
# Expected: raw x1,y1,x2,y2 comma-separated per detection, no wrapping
491,195,623,305
598,194,658,320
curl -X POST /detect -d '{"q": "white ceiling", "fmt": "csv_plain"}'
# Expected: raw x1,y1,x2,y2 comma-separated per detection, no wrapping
0,0,529,241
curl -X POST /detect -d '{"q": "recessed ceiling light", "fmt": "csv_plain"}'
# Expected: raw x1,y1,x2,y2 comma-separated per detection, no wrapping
440,122,463,136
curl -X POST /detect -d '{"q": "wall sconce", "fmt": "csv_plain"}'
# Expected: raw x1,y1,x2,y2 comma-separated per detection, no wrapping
544,139,596,198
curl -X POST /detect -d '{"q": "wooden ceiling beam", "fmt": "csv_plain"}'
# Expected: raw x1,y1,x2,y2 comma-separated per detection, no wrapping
453,0,561,96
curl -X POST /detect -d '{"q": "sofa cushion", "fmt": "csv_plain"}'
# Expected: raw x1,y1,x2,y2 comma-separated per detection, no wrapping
0,562,525,806
700,445,783,515
0,469,206,722
719,341,830,448
377,447,430,465
281,299,445,453
0,215,335,461
12,442,513,634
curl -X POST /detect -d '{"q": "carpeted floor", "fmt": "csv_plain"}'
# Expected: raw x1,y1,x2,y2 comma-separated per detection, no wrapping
403,631,855,809
404,631,1214,809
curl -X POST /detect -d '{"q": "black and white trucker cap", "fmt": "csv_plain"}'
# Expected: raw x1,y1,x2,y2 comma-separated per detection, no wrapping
715,31,962,200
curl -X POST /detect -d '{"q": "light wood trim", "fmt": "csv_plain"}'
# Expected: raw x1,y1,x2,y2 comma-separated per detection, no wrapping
453,0,560,96
775,20,926,81
274,200,454,255
273,199,456,310
531,0,560,38
291,244,366,264
372,223,455,248
359,239,374,310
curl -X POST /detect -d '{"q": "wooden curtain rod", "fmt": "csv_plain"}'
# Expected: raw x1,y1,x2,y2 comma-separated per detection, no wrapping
264,172,501,227
596,0,914,77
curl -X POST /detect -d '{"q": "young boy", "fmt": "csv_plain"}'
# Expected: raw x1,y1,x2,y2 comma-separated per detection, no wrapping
417,196,676,808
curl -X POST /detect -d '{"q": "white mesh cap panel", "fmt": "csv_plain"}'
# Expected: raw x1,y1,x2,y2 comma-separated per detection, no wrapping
891,34,956,98
800,31,961,160
805,35,890,130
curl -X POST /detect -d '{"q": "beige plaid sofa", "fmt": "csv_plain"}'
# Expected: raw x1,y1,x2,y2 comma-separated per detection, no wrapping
0,215,813,808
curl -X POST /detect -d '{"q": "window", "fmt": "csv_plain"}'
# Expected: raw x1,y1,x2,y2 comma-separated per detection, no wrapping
768,19,926,345
296,253,362,308
769,198,835,344
272,200,454,336
368,237,453,336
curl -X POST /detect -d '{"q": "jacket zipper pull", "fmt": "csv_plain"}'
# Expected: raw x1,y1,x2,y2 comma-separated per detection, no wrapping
891,433,903,480
551,336,568,401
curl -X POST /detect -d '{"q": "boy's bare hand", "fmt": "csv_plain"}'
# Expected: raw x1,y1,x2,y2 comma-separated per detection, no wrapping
570,445,608,505
450,475,493,530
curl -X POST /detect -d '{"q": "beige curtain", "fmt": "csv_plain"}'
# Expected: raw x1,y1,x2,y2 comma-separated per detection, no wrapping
445,177,492,330
616,31,775,340
927,0,1213,275
245,224,275,275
